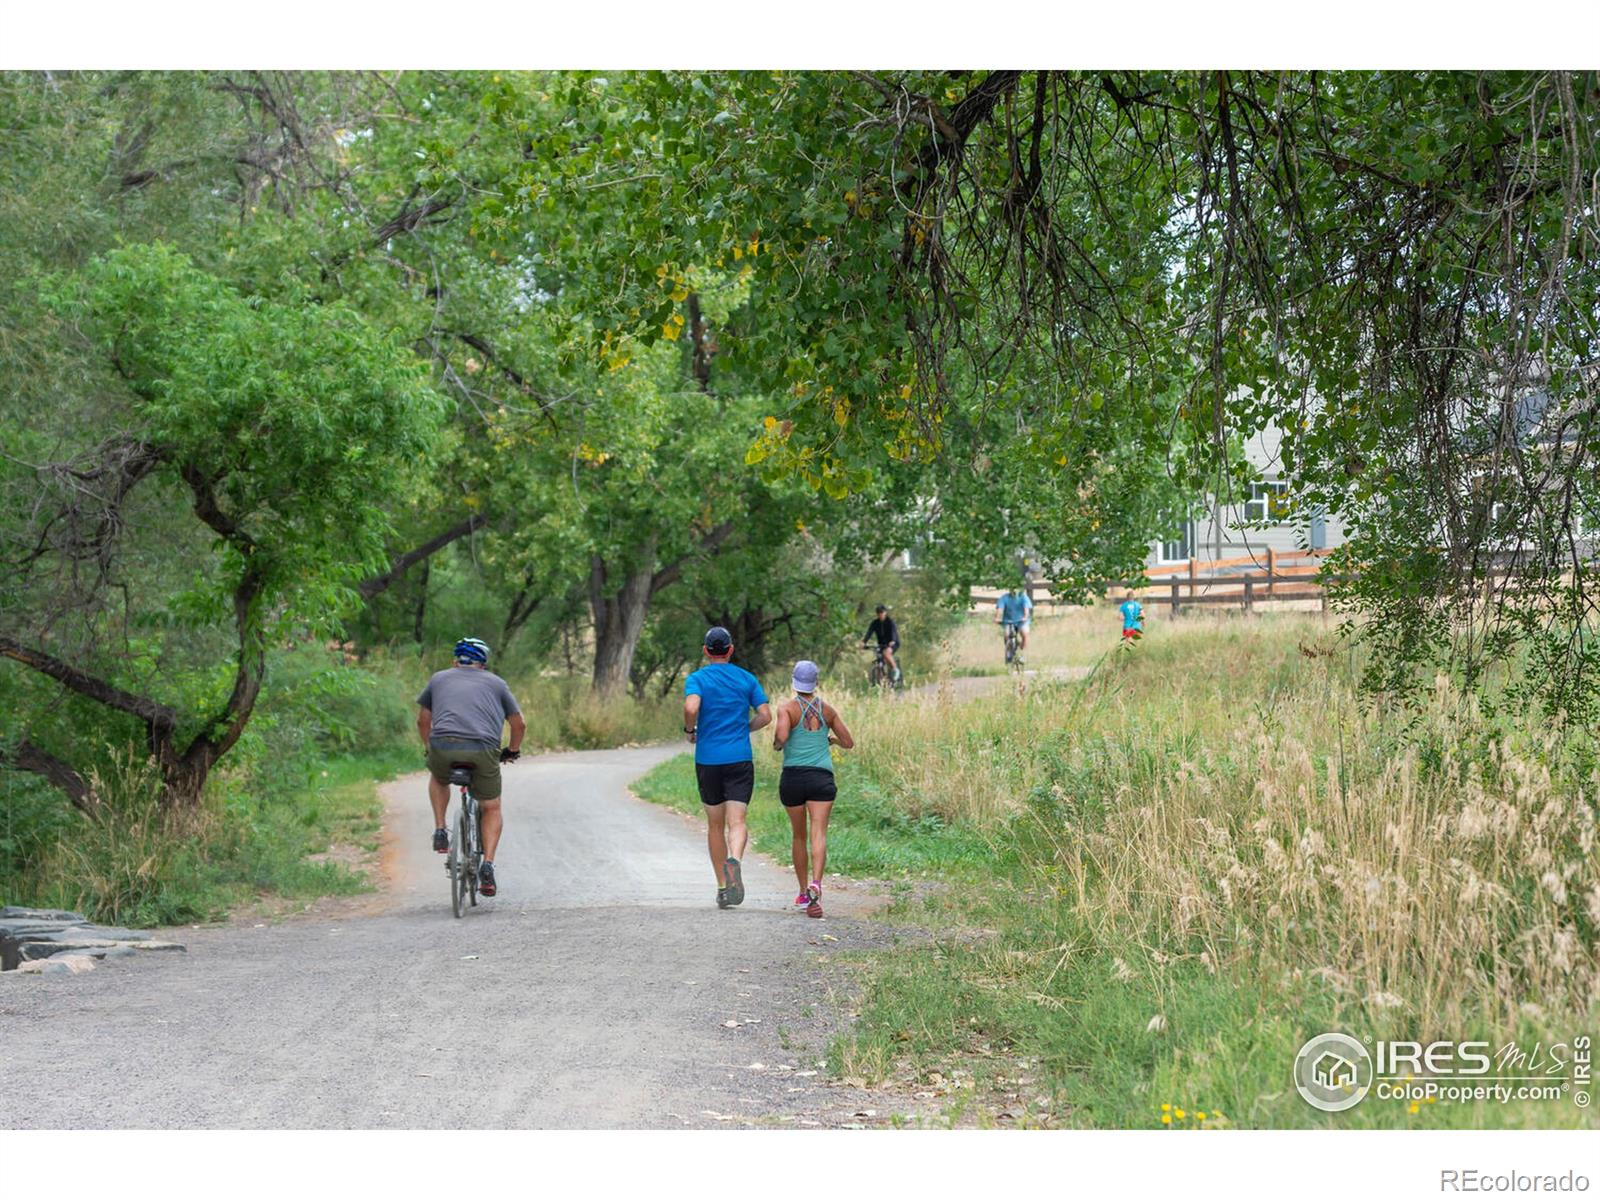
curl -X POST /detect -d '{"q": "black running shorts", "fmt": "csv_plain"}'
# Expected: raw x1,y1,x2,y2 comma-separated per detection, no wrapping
696,760,755,806
779,766,836,808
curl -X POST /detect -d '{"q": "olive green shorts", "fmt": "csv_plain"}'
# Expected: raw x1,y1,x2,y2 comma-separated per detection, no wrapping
426,742,503,800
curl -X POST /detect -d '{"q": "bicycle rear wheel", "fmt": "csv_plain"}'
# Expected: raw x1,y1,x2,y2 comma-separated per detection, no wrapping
451,807,470,918
466,800,480,907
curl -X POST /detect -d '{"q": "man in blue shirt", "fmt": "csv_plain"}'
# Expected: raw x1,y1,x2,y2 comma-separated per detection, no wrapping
995,585,1034,660
683,625,772,908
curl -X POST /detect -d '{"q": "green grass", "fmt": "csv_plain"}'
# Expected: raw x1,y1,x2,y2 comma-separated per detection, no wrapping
2,643,685,927
641,613,1600,1130
0,743,411,928
631,751,991,878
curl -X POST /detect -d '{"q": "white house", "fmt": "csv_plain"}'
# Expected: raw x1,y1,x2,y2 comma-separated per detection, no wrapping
1147,423,1348,570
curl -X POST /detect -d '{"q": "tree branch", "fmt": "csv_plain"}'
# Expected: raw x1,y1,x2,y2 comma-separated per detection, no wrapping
0,738,100,819
358,514,488,601
650,520,738,596
0,635,179,733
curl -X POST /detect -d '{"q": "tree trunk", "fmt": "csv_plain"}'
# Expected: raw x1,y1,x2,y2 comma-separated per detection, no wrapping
705,605,793,678
413,558,430,646
589,548,657,697
501,570,547,649
587,523,741,697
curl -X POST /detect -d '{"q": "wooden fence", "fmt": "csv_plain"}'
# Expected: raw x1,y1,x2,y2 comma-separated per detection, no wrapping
971,548,1342,615
1141,548,1339,614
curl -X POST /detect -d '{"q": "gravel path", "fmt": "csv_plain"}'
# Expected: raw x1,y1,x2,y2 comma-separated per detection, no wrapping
0,745,918,1129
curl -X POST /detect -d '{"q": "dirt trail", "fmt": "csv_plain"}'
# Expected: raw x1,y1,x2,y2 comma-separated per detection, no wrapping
0,666,1094,1128
0,745,913,1129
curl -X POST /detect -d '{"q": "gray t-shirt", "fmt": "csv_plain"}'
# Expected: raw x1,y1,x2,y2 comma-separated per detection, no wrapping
416,667,521,748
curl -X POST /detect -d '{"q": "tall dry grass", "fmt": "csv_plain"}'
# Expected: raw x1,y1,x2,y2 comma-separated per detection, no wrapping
942,606,1128,673
848,612,1599,1034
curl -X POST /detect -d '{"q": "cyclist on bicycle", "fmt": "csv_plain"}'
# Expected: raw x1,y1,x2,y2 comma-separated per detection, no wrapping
861,604,901,684
416,637,525,897
995,585,1033,659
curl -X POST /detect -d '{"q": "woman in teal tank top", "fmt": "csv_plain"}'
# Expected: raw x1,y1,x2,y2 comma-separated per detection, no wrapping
772,660,855,917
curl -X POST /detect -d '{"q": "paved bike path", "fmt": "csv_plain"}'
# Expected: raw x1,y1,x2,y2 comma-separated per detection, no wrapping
0,745,909,1129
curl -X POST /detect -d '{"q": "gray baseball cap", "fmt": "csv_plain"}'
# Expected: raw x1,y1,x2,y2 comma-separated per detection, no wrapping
791,660,820,693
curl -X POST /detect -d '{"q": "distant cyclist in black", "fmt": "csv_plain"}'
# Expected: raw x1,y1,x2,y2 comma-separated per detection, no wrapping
862,604,901,684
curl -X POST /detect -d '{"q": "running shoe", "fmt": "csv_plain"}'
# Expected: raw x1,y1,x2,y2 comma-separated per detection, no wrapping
794,891,812,909
478,861,497,897
716,887,732,909
724,857,745,906
432,827,449,853
806,883,823,919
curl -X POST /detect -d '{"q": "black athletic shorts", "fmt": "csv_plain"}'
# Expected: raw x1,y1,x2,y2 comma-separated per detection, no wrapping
779,766,836,807
696,760,755,806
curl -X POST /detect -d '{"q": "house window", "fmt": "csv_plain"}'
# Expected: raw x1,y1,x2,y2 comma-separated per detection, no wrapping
1159,527,1191,563
1243,480,1291,524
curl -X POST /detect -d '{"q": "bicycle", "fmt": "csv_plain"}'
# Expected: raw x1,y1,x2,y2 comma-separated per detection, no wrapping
445,762,483,917
1002,622,1025,671
865,644,903,691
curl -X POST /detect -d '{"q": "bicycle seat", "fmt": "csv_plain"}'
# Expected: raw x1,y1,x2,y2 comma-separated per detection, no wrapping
447,763,475,787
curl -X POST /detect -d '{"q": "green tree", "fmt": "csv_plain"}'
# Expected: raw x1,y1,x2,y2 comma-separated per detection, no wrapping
1,244,443,811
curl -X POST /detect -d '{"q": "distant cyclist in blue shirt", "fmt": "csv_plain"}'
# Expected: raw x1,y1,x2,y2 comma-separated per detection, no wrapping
995,585,1033,660
1118,589,1145,642
683,625,772,909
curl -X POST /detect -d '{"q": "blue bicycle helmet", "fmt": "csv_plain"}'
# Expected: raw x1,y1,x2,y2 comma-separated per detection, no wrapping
454,637,491,665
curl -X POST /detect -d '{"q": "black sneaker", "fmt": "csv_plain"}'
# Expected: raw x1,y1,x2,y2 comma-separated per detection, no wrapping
432,827,449,854
478,861,497,897
716,887,731,909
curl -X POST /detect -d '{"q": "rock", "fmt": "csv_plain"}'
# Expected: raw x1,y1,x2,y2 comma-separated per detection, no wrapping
0,907,86,922
1,916,185,971
14,956,94,975
27,926,149,944
0,921,79,968
17,939,132,962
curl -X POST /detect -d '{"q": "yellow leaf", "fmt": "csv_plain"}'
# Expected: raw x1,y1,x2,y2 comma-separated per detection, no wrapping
662,321,681,340
764,415,777,430
732,245,744,260
670,286,689,302
900,383,912,400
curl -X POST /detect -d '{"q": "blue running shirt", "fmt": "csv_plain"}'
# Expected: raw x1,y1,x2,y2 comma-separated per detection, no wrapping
685,662,769,765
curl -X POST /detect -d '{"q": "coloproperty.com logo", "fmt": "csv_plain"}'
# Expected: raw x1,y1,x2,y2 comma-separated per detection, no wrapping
1293,1032,1593,1113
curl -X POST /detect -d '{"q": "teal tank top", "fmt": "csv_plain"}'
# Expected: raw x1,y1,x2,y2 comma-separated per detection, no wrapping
782,696,833,771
